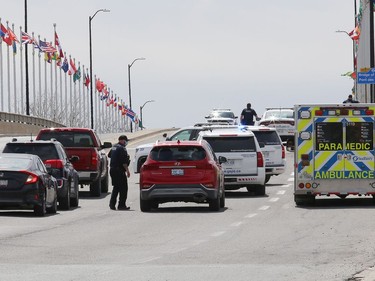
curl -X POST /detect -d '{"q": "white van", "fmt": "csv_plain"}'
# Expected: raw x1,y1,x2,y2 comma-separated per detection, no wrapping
198,129,266,195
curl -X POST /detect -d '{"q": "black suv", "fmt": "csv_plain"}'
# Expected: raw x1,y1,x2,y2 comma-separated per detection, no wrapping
2,139,79,210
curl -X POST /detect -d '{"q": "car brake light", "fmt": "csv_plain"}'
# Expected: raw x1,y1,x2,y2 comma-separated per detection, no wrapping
91,155,98,168
44,159,64,169
282,145,285,159
21,171,39,184
257,152,264,167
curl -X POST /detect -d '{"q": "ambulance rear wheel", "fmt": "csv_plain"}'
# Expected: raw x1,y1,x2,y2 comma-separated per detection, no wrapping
295,194,315,206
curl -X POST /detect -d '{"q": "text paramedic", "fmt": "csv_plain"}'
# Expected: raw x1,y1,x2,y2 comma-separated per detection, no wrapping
318,142,371,151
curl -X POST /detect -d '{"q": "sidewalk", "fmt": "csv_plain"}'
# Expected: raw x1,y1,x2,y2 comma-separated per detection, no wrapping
99,128,178,144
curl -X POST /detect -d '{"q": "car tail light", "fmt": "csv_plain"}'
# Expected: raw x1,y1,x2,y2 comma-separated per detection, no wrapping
281,145,285,159
44,159,64,169
91,154,98,168
257,152,264,167
21,171,39,184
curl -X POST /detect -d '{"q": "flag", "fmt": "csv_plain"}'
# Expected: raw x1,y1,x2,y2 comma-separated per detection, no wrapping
96,78,105,92
21,31,34,44
73,66,81,83
1,24,12,45
68,58,77,75
7,28,19,43
126,107,136,121
54,31,64,59
348,26,360,41
39,40,56,53
84,73,90,87
61,57,69,73
44,52,52,63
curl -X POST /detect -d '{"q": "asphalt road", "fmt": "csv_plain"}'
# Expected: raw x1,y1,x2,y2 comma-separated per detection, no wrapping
1,132,375,281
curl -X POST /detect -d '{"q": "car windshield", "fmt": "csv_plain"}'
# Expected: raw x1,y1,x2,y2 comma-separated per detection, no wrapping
210,111,235,118
3,144,58,161
203,136,256,152
150,146,206,161
264,110,294,119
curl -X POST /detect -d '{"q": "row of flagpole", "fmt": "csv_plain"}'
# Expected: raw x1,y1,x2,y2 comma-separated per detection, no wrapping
0,17,142,134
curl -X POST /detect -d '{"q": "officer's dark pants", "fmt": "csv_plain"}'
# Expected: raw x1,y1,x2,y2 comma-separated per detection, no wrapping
109,167,128,207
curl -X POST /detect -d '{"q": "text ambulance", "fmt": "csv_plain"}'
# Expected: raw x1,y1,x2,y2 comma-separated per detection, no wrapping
294,104,375,205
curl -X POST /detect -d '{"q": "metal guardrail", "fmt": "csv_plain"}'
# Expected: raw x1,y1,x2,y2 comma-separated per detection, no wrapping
0,112,65,135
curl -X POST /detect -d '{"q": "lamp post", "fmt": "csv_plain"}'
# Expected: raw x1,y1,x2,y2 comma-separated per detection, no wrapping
140,100,155,130
128,57,145,132
89,8,110,129
336,29,357,98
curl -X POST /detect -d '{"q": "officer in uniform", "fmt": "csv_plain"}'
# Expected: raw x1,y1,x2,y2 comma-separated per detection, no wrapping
240,103,259,125
108,135,131,210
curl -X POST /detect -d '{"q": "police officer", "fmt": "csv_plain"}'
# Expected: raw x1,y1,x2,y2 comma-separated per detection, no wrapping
240,103,259,125
343,94,359,103
108,135,131,210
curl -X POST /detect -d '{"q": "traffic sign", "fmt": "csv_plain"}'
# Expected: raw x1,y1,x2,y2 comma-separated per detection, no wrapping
357,68,375,84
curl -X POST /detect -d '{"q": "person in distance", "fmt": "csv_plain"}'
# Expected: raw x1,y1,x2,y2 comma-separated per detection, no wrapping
240,103,259,125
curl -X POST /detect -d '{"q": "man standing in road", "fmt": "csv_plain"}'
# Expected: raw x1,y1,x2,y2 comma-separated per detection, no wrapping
343,94,359,103
240,103,259,125
108,135,131,210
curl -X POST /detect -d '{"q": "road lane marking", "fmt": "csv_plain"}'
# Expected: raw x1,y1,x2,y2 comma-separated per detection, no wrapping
231,221,243,227
258,205,270,211
269,197,279,202
287,178,294,182
211,231,226,237
245,213,257,218
276,190,286,195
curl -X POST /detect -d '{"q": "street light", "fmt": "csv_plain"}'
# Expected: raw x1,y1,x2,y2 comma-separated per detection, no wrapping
128,57,145,132
89,8,110,129
140,100,155,130
336,29,357,97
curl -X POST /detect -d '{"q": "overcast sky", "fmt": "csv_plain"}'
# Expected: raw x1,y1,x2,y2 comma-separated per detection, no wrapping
1,0,356,129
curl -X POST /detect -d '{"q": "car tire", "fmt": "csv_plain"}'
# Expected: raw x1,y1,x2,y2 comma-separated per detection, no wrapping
70,176,79,207
220,189,225,208
47,196,57,214
265,175,271,184
101,170,109,193
140,197,152,212
90,177,101,197
255,184,266,196
34,193,46,217
59,181,71,210
295,194,315,206
209,195,220,211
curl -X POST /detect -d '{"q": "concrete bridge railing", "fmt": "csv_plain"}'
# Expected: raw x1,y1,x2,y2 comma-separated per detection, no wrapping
0,112,65,136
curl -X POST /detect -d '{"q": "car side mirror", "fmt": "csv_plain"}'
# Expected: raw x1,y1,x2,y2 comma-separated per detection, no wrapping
70,155,80,162
218,156,227,164
102,142,112,149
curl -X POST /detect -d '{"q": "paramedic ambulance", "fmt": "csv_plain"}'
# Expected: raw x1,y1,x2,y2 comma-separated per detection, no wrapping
294,103,375,205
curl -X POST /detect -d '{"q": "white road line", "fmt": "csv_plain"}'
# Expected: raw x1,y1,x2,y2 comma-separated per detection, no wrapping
269,197,279,202
258,205,270,211
276,190,286,195
287,178,294,182
231,221,243,227
245,213,257,218
211,231,226,237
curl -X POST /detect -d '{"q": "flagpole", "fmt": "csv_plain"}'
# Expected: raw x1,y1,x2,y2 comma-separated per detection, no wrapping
24,0,30,115
82,67,86,127
38,35,41,116
20,26,24,114
6,21,11,113
31,32,35,115
12,24,17,113
0,18,4,112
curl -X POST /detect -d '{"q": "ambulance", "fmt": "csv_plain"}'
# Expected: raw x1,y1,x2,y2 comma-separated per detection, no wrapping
294,104,375,205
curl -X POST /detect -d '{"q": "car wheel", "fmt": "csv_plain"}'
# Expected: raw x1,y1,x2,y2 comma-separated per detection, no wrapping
101,170,109,193
34,193,46,217
47,196,57,214
90,177,101,197
209,195,220,211
60,180,71,210
140,196,152,212
220,189,225,208
295,194,315,206
70,176,79,207
265,175,271,184
255,184,266,196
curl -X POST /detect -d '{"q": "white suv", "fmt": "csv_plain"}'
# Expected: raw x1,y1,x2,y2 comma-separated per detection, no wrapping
244,126,286,183
205,109,238,125
258,108,294,149
197,128,266,195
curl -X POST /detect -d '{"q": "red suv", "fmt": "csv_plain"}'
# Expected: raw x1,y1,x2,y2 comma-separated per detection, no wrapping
139,140,227,212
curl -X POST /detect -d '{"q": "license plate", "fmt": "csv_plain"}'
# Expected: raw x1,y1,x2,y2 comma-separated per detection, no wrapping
0,180,8,187
171,169,184,176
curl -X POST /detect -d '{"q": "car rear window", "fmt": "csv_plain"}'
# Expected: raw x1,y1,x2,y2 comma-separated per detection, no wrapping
252,131,281,145
203,136,256,152
3,144,58,161
150,146,206,161
38,132,93,147
264,110,294,119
